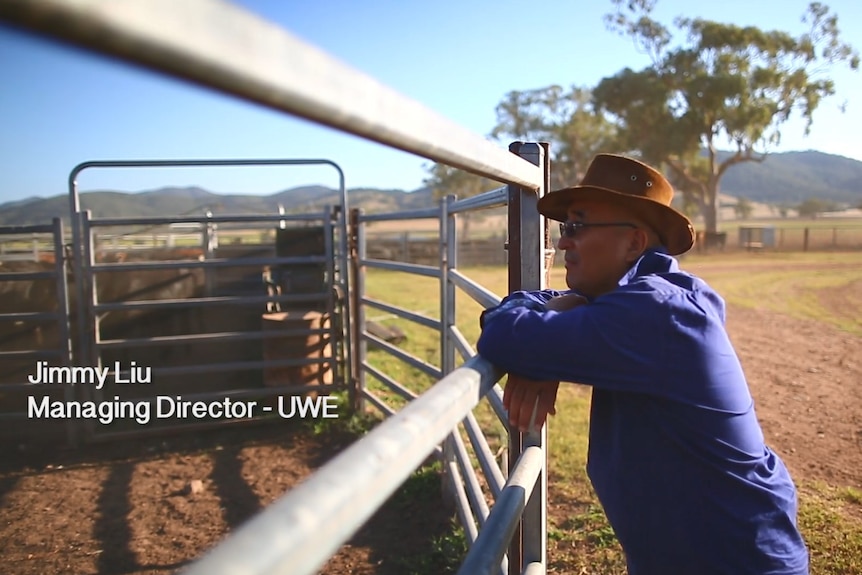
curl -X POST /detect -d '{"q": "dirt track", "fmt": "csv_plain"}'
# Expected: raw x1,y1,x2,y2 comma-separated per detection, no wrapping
0,271,860,574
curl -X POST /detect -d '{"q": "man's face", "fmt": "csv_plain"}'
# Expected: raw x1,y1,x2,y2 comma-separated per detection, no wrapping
557,200,642,297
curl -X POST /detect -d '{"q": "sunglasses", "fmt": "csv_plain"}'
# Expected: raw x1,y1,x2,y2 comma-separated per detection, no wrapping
558,221,638,238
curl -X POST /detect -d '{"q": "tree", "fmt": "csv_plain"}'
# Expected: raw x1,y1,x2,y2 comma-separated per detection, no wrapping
797,196,830,218
491,85,618,190
422,163,498,239
592,0,859,233
734,196,754,220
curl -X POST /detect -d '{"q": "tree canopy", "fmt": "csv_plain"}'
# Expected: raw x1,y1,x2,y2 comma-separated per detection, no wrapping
491,85,618,190
425,1,858,237
593,0,858,231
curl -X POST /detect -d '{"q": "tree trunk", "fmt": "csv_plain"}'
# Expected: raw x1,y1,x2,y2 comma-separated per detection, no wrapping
702,182,719,234
702,200,718,233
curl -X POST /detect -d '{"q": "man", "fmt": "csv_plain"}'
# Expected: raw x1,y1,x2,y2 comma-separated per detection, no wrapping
476,154,808,574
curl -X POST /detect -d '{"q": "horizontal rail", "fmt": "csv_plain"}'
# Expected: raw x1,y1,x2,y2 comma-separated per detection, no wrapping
1,381,68,392
93,292,327,312
362,332,442,380
447,452,480,544
361,258,441,278
449,186,508,214
488,384,509,426
136,355,334,378
89,255,327,272
181,355,502,575
0,223,57,234
450,325,476,361
361,388,398,418
362,361,419,403
361,297,441,330
90,212,328,227
452,428,491,528
456,445,544,575
86,383,344,406
464,411,506,499
0,271,56,281
96,328,331,349
0,311,63,322
357,207,440,223
0,0,543,189
450,269,503,309
0,349,64,360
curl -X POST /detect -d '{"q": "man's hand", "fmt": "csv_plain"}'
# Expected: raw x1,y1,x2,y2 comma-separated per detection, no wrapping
545,293,588,312
502,374,560,433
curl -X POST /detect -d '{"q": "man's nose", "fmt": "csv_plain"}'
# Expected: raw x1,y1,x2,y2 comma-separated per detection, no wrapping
557,234,573,250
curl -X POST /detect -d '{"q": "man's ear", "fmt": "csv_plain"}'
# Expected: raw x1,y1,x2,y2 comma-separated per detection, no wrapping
626,228,650,262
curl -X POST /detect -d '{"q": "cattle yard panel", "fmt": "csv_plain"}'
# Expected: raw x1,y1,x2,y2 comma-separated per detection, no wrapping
74,207,348,442
0,219,76,444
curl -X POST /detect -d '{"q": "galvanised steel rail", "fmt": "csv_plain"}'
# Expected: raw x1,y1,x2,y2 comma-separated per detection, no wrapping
183,355,503,575
0,219,76,442
1,2,552,573
0,0,542,191
74,206,349,443
347,153,549,575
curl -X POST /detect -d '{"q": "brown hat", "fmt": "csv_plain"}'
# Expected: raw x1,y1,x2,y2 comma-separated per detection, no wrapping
537,154,695,255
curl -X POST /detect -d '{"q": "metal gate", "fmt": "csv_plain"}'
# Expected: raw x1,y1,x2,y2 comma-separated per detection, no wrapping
0,219,76,443
0,159,352,445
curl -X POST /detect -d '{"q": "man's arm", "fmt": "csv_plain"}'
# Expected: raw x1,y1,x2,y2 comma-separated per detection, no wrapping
498,292,587,432
479,289,571,328
477,288,667,391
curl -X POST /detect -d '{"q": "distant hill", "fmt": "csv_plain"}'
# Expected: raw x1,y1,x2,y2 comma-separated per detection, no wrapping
718,150,862,205
0,185,436,226
1,150,860,226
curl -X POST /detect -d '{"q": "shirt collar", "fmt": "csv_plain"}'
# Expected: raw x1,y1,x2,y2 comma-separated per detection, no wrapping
618,247,677,287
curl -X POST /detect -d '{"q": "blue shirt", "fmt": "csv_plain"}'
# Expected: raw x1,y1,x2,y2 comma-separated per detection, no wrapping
476,249,809,575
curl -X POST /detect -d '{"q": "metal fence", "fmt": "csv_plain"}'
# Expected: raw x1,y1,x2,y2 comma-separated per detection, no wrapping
1,1,552,574
0,219,76,442
0,158,352,446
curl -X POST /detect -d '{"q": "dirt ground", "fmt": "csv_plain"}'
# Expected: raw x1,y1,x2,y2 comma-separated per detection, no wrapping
0,280,860,574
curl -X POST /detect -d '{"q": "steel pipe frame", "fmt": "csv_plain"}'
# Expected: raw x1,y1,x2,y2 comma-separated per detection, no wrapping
181,355,500,575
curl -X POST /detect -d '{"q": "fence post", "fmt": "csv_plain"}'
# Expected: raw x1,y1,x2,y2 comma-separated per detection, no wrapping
803,227,810,252
506,141,549,574
348,208,367,413
51,217,78,446
401,231,410,262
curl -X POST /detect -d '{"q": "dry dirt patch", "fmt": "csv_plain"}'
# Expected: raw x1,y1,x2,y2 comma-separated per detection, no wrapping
727,299,862,488
0,423,453,575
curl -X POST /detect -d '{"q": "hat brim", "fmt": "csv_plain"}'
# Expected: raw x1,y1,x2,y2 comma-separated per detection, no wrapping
537,185,695,256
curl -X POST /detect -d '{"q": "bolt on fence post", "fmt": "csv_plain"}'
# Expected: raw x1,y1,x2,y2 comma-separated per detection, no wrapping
506,141,550,574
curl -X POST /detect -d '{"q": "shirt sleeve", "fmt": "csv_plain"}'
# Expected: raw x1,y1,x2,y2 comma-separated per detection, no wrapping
476,283,669,394
479,288,567,328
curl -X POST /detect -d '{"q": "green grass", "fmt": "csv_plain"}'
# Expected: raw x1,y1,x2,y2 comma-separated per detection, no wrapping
360,252,862,574
683,251,862,336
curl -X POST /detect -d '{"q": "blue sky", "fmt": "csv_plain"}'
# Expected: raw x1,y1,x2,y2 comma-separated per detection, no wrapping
1,0,860,206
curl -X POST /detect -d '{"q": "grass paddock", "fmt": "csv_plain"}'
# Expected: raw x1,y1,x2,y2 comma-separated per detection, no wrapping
362,251,862,574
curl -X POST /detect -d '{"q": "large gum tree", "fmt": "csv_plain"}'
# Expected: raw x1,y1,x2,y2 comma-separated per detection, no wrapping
593,0,858,233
